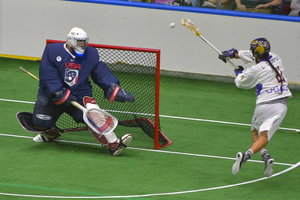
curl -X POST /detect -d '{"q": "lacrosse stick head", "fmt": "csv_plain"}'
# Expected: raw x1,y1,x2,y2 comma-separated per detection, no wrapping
181,19,201,37
83,108,118,135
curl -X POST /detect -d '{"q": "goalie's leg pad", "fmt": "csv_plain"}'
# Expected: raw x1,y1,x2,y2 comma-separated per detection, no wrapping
88,127,108,146
108,134,132,156
16,111,41,133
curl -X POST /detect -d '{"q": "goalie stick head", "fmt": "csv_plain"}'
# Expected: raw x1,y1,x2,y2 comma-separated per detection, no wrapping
83,108,118,136
66,27,89,57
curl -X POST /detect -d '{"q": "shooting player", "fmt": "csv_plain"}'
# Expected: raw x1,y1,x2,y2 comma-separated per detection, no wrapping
219,38,292,176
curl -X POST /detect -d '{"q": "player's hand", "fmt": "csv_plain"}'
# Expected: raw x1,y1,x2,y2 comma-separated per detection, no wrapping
219,48,238,63
52,88,77,106
234,66,244,76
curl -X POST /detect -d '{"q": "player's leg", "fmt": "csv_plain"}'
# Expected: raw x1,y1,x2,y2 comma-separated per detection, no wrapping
82,96,132,156
232,104,264,175
31,94,64,142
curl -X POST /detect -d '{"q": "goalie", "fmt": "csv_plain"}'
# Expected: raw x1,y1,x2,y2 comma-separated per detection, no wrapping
17,27,135,156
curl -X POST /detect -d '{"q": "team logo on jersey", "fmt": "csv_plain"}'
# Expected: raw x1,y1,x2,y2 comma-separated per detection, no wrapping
56,56,62,62
64,68,78,86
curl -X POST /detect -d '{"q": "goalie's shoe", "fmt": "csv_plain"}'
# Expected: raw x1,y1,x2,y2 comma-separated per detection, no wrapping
108,134,132,156
232,152,245,175
33,127,60,142
33,134,50,142
263,155,274,177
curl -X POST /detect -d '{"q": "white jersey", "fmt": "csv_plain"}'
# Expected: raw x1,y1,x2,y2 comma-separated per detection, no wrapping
235,50,292,105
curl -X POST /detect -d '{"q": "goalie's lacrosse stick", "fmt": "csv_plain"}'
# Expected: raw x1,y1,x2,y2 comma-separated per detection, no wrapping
181,19,238,69
19,66,118,136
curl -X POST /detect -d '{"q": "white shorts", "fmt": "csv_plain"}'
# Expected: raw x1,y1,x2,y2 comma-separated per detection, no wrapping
251,98,288,141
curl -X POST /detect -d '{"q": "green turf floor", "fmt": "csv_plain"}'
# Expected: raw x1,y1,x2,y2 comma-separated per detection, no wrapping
0,57,299,199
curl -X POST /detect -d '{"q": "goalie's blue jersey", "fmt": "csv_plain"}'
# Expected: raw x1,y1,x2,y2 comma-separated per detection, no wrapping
38,43,120,101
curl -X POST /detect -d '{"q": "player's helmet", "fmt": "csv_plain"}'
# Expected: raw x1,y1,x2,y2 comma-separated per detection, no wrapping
250,38,270,59
66,27,89,57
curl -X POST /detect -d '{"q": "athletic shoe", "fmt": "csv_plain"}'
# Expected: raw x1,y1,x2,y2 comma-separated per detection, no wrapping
33,134,49,142
232,152,244,175
263,155,274,177
33,128,60,142
108,134,132,156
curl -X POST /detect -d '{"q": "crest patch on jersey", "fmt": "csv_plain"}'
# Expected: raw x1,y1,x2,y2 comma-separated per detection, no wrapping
64,68,78,86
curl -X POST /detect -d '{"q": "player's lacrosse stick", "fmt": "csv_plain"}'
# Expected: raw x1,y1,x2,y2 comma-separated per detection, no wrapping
19,66,118,136
181,19,238,69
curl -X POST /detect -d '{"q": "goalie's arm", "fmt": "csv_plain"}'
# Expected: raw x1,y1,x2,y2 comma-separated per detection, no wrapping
105,83,135,103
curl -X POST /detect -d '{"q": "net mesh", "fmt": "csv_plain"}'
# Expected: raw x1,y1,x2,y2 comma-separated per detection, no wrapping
49,40,172,148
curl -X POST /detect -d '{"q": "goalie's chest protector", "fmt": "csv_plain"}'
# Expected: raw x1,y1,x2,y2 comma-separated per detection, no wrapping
47,44,99,97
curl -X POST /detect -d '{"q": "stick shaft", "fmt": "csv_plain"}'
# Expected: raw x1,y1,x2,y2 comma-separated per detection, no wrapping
200,36,238,69
19,66,40,81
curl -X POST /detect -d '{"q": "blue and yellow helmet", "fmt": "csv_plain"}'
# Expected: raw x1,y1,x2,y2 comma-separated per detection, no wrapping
250,38,270,59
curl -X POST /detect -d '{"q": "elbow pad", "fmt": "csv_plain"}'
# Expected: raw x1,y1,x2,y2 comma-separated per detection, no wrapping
105,83,135,103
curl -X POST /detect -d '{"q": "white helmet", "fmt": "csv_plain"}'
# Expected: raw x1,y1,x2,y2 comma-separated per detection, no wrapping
66,27,89,57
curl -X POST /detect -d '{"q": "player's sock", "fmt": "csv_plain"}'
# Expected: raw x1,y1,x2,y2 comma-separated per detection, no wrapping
260,148,269,158
242,149,253,163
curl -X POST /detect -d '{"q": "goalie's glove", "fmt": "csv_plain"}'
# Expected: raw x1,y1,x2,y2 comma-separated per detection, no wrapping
52,88,77,106
105,83,135,103
218,48,238,63
234,65,244,76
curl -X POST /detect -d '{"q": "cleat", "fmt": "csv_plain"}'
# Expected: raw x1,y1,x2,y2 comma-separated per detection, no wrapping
232,152,244,175
108,134,132,156
264,155,274,177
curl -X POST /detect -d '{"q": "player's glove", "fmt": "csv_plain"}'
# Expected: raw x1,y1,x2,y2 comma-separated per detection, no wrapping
234,65,244,76
218,48,238,63
105,83,135,103
52,88,77,106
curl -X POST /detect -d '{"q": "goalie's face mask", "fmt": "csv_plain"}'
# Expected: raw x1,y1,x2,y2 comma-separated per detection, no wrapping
66,27,89,57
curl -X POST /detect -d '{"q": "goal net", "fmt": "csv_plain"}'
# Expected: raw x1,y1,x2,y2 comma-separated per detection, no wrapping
46,39,172,149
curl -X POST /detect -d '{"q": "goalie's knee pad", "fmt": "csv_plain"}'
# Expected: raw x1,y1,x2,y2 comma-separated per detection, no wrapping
83,96,100,110
16,111,41,133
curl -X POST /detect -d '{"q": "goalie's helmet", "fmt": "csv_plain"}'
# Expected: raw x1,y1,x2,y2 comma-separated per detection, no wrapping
66,27,89,57
250,38,270,59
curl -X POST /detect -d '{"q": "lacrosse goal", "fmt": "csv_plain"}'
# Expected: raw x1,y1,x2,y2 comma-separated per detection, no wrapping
46,39,172,149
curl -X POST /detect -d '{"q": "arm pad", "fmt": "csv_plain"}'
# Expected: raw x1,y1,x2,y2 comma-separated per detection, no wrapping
105,83,135,103
52,88,77,106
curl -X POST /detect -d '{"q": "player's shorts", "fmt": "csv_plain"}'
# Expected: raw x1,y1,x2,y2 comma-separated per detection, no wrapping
31,93,84,129
251,97,288,141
